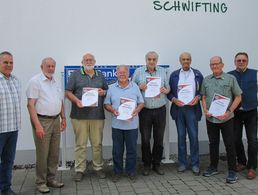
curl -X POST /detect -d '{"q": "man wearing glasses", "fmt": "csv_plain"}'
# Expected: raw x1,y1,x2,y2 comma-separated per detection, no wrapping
228,52,258,180
201,56,242,184
132,51,170,176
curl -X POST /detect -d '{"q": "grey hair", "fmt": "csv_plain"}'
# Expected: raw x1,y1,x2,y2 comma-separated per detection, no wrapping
179,52,192,60
116,64,129,72
145,51,159,60
41,57,56,66
0,51,12,59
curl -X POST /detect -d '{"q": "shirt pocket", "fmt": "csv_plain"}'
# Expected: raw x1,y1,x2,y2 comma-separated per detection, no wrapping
223,84,231,96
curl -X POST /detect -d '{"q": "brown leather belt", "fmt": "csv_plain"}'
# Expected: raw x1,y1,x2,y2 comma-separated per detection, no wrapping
37,114,59,119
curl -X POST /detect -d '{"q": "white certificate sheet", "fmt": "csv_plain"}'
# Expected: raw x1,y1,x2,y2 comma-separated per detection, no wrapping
208,93,230,117
117,97,136,120
177,83,194,105
145,76,161,98
82,88,98,107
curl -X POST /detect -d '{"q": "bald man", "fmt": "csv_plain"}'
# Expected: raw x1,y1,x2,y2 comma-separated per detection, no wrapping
167,52,203,175
65,53,108,182
27,57,66,193
201,56,242,184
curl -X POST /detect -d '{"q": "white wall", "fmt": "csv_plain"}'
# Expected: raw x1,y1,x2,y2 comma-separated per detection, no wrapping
1,0,258,159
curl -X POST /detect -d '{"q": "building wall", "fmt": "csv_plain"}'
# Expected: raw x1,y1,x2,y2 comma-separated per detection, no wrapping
0,0,257,164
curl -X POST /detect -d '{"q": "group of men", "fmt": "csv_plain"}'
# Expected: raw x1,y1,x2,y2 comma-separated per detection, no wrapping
0,51,257,194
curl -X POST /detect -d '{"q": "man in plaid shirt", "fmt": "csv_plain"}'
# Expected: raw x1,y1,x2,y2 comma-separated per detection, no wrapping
0,51,21,195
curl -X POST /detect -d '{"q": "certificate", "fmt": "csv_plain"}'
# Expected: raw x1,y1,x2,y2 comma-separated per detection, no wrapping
208,93,230,117
81,88,98,107
177,83,194,105
117,97,136,120
145,76,161,98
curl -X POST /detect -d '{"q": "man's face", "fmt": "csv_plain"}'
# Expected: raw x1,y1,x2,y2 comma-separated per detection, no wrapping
180,54,191,71
117,67,129,83
146,53,158,70
210,57,224,75
41,59,56,78
82,54,96,71
235,54,248,72
0,54,13,77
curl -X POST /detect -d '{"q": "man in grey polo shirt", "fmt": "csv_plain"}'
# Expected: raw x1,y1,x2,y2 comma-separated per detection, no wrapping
132,51,170,176
201,56,242,184
65,53,108,181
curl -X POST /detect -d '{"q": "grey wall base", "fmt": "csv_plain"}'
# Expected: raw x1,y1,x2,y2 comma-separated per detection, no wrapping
14,140,239,165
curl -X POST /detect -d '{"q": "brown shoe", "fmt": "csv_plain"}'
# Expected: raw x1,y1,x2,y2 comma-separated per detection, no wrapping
74,172,84,182
236,163,246,172
96,170,106,179
247,169,256,180
37,184,50,193
47,180,64,188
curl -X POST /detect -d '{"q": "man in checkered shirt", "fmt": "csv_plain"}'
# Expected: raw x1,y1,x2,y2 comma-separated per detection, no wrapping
0,51,21,195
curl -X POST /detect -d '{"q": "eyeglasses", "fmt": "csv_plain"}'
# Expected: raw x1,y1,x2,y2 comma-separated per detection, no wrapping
236,59,247,63
210,62,221,67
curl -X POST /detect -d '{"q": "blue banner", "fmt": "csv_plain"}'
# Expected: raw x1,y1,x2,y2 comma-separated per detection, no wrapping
64,65,169,88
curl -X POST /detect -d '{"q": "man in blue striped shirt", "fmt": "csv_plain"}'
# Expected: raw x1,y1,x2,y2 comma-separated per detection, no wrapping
0,51,21,195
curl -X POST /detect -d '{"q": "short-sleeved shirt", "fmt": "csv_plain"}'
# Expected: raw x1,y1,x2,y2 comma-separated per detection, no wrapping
0,73,21,133
66,67,108,119
132,66,170,109
201,72,242,123
104,81,144,130
26,72,62,116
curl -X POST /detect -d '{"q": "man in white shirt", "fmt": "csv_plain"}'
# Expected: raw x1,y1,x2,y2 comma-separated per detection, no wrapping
26,57,66,193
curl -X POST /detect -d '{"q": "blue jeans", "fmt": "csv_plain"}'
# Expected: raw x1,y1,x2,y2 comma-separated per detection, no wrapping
0,131,18,192
175,106,199,168
112,128,138,175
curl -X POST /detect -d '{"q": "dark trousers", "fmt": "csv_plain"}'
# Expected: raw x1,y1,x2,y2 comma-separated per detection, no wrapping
0,131,18,193
112,128,138,175
139,106,166,167
206,119,236,171
234,109,257,170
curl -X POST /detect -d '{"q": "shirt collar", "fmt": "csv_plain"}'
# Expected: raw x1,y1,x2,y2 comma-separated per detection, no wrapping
180,67,192,73
0,72,14,80
80,66,98,76
115,80,132,89
40,72,56,82
211,72,225,80
145,65,157,73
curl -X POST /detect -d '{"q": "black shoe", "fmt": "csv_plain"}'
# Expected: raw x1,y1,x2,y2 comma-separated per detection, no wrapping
152,166,164,175
128,174,137,183
142,167,150,176
112,173,121,183
1,190,17,195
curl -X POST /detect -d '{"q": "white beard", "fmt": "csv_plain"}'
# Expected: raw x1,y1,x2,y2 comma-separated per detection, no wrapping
84,65,94,71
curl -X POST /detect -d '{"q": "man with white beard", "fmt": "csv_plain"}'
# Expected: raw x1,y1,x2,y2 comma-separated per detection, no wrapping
65,53,108,182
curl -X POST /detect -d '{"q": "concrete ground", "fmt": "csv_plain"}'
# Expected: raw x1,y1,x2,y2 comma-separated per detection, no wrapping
11,155,258,195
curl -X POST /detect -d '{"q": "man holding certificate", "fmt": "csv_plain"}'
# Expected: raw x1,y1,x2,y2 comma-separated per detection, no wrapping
228,52,258,180
65,53,108,181
201,56,242,184
132,51,170,176
167,52,203,175
104,65,144,182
